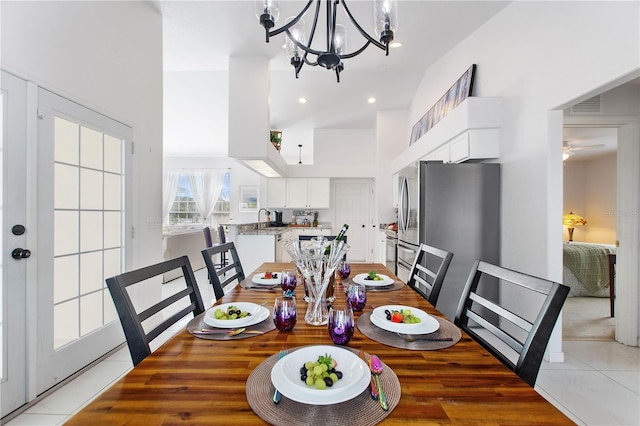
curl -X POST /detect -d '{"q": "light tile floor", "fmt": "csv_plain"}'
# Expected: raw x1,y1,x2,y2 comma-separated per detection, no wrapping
6,272,640,425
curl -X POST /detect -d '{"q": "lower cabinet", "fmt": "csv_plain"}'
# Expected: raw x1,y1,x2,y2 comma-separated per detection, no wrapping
236,234,276,277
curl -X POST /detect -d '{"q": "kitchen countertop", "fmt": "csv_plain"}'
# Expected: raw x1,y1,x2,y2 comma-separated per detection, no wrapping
238,224,332,236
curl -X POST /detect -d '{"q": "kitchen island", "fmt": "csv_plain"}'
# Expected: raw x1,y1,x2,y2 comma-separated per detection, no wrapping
225,222,332,274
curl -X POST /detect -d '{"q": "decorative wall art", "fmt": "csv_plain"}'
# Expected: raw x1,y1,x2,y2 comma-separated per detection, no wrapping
239,186,259,212
410,64,476,145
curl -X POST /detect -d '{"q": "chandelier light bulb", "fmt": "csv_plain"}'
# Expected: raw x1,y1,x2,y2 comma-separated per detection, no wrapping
285,17,306,61
255,0,280,34
374,0,398,45
333,24,347,54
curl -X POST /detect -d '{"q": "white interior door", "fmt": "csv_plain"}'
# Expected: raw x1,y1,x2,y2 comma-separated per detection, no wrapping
333,179,372,262
35,88,132,393
1,71,29,417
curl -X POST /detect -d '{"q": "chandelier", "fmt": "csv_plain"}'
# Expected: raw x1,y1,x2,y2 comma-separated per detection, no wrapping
255,0,398,82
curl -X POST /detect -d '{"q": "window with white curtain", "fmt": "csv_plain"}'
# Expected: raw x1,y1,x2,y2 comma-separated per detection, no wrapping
165,169,229,227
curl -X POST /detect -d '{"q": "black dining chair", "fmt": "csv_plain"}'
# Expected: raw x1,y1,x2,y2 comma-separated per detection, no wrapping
106,256,206,366
454,260,569,388
407,243,453,306
202,241,245,300
202,226,213,248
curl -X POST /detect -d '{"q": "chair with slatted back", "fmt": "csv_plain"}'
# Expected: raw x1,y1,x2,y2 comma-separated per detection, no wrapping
407,243,453,306
454,260,569,388
217,225,228,267
106,256,205,366
201,241,245,300
203,226,213,248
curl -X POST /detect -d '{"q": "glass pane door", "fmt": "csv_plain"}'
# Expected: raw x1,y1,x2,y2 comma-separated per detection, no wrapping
0,71,29,417
36,88,132,394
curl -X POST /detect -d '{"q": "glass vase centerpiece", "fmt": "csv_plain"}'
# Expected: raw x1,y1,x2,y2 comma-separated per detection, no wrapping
282,236,350,326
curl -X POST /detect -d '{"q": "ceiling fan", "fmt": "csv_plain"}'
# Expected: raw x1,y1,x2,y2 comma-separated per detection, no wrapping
562,140,605,161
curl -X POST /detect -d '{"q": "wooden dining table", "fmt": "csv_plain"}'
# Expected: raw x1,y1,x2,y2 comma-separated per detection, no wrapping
67,262,572,425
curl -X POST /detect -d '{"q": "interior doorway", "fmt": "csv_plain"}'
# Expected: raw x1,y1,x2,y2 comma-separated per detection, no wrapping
562,125,618,341
561,77,640,346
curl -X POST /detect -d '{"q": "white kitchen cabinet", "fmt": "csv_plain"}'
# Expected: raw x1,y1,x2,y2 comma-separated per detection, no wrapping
277,230,293,263
449,129,500,163
266,178,287,208
286,178,330,208
286,178,308,208
307,178,330,208
424,143,450,163
235,234,276,277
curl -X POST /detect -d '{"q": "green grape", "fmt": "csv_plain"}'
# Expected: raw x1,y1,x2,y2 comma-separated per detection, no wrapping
305,376,314,386
315,378,326,390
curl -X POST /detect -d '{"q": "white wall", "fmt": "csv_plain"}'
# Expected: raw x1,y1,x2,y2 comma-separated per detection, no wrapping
406,1,639,351
563,153,618,244
164,71,229,157
409,1,638,278
1,1,164,270
287,128,376,177
376,110,408,225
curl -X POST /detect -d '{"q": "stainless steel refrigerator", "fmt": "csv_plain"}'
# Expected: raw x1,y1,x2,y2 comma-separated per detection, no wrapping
397,161,500,319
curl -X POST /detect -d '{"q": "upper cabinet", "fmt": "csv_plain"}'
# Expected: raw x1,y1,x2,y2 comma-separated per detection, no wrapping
392,97,502,172
266,178,330,209
287,178,330,209
266,178,287,208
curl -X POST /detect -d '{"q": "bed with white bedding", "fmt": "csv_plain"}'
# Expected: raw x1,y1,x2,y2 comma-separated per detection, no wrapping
563,242,616,297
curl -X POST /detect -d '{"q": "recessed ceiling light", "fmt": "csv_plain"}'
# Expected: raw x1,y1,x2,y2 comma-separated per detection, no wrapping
389,41,403,48
368,97,376,104
298,97,307,104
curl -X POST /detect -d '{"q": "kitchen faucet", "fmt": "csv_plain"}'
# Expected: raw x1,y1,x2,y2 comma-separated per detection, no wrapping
258,208,271,224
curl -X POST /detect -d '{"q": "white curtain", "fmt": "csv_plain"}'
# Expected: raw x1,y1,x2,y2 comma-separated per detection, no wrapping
188,169,227,224
162,169,181,223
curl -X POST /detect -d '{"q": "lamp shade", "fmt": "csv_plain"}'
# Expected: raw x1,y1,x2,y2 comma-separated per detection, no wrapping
563,212,587,227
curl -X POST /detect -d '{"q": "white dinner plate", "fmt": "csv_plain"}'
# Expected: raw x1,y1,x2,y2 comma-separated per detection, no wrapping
270,345,370,405
203,302,269,328
370,305,440,334
252,273,281,285
352,273,394,287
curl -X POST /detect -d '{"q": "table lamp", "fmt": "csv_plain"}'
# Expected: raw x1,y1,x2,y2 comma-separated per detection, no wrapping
563,211,587,241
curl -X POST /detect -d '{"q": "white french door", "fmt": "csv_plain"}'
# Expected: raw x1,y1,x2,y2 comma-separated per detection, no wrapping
1,71,29,417
35,89,132,393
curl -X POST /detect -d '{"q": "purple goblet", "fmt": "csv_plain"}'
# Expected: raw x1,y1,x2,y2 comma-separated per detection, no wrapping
281,270,298,293
328,306,354,345
346,283,367,312
337,261,351,279
273,296,297,332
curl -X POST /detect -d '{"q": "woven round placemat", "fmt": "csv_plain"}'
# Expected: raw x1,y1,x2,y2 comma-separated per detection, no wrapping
357,312,461,350
186,310,275,340
246,347,401,426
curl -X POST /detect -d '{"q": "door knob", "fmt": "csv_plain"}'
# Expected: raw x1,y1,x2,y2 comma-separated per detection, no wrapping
12,248,31,259
12,224,26,235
